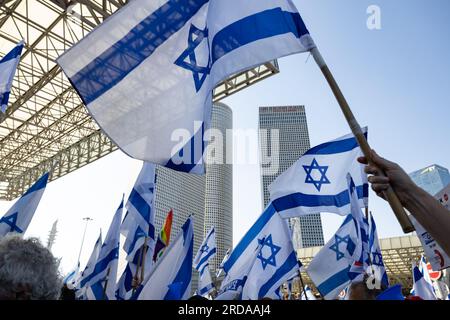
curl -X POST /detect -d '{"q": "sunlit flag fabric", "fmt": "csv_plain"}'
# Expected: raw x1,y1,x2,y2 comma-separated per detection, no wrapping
367,212,389,288
0,172,48,238
81,199,123,300
116,163,157,299
307,214,361,300
412,264,436,300
153,209,173,262
76,231,103,299
269,129,368,219
0,41,24,113
301,285,317,300
138,217,194,300
57,0,316,174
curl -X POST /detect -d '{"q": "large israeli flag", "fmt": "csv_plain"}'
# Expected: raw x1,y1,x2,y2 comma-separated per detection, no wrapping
77,231,103,299
0,41,24,113
137,217,194,300
269,129,368,218
0,173,48,238
57,0,315,174
81,199,123,300
307,214,361,300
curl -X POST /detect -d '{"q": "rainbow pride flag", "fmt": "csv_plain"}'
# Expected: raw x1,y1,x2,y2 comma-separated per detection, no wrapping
153,209,173,262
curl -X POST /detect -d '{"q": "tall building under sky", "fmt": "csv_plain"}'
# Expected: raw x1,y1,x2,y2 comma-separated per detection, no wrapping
259,106,324,249
409,164,450,196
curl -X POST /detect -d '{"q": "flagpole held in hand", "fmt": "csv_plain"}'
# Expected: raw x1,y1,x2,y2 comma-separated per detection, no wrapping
310,47,414,233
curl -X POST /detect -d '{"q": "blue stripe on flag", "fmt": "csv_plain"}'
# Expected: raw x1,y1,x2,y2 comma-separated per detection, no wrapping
317,266,351,297
22,173,49,197
211,8,309,64
198,283,214,296
272,184,368,213
304,132,368,156
195,247,216,271
223,204,277,273
258,251,299,299
0,42,24,63
80,247,119,288
128,189,155,238
68,0,209,105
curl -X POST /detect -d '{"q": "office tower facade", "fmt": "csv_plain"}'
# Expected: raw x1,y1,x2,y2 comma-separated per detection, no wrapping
259,106,324,249
409,164,450,196
153,103,233,291
204,103,233,273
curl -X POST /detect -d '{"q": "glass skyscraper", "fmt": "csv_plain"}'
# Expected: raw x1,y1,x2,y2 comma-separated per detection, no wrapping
409,164,450,196
258,105,324,249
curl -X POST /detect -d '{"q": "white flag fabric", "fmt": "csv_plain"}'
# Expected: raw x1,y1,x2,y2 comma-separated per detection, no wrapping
412,264,436,300
76,231,103,299
301,285,317,300
57,0,315,174
81,199,123,300
269,129,368,218
0,41,23,113
418,255,437,297
367,212,389,288
137,217,194,300
221,204,300,300
194,226,216,272
0,173,48,237
307,214,361,300
63,262,80,290
216,247,231,278
198,265,215,297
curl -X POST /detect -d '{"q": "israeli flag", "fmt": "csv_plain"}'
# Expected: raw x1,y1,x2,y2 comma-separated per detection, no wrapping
0,41,24,113
412,264,436,300
76,231,103,299
81,199,123,300
418,255,436,297
367,212,389,288
269,129,368,218
301,285,317,300
63,263,80,289
216,248,231,278
0,173,49,238
137,217,194,300
57,0,315,174
307,214,361,300
194,226,216,272
197,265,215,297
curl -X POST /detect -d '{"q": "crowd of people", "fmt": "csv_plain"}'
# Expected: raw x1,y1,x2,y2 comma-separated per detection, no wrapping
0,152,449,300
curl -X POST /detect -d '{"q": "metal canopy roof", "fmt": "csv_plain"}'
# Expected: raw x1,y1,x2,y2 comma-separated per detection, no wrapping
0,0,279,200
297,235,424,290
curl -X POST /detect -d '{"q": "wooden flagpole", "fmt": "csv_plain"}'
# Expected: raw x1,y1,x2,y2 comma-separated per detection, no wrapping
310,47,414,233
132,237,147,294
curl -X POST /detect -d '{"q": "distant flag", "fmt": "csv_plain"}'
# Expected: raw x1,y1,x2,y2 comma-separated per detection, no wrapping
194,227,217,297
153,209,173,262
412,263,436,300
137,217,194,300
57,0,316,174
269,129,368,219
0,41,24,113
116,163,157,299
367,212,389,288
216,248,231,278
76,231,102,299
63,262,80,289
301,285,317,301
0,173,49,238
197,265,215,297
307,214,361,300
418,255,437,297
81,199,123,300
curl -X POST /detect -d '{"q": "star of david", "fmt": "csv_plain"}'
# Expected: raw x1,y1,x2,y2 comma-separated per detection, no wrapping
371,251,384,266
257,234,281,270
200,244,209,254
0,212,23,233
302,158,331,191
174,23,211,92
329,234,356,261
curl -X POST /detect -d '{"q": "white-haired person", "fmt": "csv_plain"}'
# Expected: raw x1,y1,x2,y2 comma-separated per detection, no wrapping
0,234,61,300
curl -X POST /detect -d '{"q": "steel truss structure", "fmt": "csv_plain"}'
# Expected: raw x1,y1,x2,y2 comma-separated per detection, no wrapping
0,0,280,200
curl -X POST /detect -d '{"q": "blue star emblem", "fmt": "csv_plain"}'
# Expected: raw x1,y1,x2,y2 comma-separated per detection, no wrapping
0,212,23,233
257,234,281,270
200,244,209,254
372,251,384,266
329,234,356,261
303,158,331,191
174,23,211,92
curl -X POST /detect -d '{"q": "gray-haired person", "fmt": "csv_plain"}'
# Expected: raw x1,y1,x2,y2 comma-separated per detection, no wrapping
0,235,62,300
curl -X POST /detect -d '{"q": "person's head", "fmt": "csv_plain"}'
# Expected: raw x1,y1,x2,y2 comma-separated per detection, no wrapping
347,275,386,300
60,284,76,300
0,235,61,300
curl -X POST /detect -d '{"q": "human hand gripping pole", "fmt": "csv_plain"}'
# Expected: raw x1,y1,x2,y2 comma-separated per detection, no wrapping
310,47,415,233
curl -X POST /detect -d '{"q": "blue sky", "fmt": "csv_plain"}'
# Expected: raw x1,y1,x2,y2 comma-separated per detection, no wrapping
1,0,449,274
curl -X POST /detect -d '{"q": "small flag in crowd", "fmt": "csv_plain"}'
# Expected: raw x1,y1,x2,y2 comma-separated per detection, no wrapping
80,199,123,300
0,41,24,113
194,226,217,297
63,262,80,290
138,217,194,300
76,231,102,299
153,209,173,262
412,263,436,300
269,129,368,218
0,173,49,238
301,285,317,300
367,212,389,288
216,248,231,279
57,0,315,174
197,265,215,297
